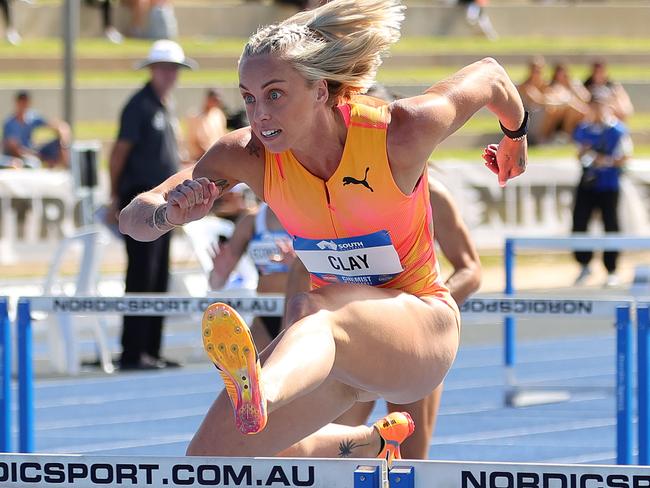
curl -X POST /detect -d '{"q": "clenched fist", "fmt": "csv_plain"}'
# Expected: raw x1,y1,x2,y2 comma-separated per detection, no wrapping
165,177,222,225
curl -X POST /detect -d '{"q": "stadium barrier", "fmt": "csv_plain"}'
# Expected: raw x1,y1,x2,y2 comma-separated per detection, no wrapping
7,294,639,465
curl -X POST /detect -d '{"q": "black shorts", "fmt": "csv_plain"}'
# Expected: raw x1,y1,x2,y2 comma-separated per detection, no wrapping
258,316,282,340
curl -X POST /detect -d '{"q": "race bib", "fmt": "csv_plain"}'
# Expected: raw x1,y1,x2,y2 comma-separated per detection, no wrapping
293,230,403,286
248,238,289,275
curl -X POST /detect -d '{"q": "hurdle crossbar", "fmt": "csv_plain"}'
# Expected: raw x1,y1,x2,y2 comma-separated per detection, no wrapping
0,453,387,487
0,296,10,453
506,235,650,252
23,293,286,317
462,295,632,318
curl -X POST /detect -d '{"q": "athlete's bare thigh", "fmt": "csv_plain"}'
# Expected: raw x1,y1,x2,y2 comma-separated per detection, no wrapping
288,283,459,404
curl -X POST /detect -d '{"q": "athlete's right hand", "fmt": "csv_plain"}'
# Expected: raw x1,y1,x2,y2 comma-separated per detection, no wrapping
165,177,220,225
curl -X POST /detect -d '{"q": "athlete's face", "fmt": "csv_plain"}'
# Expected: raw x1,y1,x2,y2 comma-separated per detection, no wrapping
238,54,328,152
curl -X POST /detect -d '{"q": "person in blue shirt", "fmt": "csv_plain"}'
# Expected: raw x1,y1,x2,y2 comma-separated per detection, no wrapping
572,89,633,287
2,90,70,168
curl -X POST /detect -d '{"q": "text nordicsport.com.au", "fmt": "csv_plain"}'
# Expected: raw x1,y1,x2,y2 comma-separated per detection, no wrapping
0,460,316,486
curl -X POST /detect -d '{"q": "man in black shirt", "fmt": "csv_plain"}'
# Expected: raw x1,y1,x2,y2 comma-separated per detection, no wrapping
110,40,197,370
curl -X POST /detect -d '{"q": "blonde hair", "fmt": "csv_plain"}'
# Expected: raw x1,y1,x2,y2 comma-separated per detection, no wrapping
242,0,405,105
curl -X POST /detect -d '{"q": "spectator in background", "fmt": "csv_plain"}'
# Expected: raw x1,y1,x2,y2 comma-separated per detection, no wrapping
584,60,634,122
147,0,178,39
517,57,551,144
110,40,197,370
185,88,228,163
2,90,70,168
85,0,123,43
458,0,497,40
545,62,590,140
0,0,19,45
572,90,633,288
122,0,150,37
518,58,585,144
226,108,249,131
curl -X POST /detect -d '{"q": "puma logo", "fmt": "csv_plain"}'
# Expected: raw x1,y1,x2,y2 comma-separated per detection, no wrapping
342,167,373,192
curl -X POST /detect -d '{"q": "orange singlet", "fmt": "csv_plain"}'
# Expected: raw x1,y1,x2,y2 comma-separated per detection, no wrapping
264,100,458,315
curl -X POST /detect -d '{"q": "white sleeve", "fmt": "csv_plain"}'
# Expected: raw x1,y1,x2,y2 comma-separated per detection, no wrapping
613,134,633,159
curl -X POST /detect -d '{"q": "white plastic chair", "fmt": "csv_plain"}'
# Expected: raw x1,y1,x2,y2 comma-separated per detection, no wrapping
42,226,114,375
181,216,258,294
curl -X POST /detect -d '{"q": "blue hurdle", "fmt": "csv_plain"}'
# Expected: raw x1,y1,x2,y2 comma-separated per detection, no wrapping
503,235,650,406
618,305,633,465
14,294,285,454
0,296,10,453
461,295,634,464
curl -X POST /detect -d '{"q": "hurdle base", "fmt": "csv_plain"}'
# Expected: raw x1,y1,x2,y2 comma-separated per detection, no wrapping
505,388,571,408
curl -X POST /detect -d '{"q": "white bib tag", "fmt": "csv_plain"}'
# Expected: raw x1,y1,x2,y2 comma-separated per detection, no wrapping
293,230,403,286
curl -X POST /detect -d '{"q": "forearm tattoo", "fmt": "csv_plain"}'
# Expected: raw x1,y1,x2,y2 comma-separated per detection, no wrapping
518,157,527,170
153,204,168,230
338,439,370,458
246,139,262,158
148,203,175,232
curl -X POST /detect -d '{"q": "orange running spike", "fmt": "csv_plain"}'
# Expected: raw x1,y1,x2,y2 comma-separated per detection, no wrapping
374,411,416,466
202,303,267,434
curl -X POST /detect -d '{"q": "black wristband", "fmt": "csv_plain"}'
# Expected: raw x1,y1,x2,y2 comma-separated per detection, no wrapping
499,111,529,140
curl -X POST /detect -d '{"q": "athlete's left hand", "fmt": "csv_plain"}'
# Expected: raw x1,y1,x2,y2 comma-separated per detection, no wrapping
482,136,528,187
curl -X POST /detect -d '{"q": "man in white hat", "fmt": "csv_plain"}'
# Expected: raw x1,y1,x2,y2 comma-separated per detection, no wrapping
109,40,197,370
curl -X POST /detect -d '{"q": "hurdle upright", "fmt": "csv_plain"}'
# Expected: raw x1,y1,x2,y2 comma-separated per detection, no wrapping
0,296,10,452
